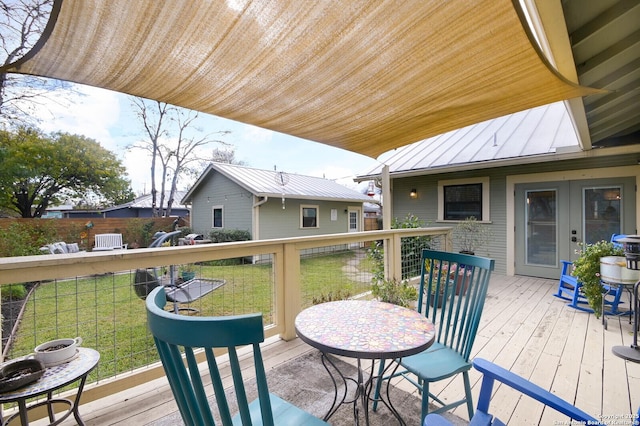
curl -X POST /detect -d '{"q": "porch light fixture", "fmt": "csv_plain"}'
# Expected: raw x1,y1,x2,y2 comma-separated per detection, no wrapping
410,189,418,199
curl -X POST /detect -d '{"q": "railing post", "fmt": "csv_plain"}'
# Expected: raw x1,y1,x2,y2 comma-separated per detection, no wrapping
279,241,301,341
444,228,453,251
390,233,403,281
383,235,402,282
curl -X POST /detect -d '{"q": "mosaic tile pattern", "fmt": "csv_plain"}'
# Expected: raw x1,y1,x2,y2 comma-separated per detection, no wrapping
0,347,99,400
295,300,435,359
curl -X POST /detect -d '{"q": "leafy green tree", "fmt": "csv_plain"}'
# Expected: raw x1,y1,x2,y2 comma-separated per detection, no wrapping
0,127,134,217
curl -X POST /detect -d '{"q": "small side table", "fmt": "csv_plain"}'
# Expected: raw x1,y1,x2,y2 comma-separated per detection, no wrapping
0,347,100,425
295,300,435,425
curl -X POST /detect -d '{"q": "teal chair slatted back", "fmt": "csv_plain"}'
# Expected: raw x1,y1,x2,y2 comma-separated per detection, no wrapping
146,287,273,426
374,249,495,423
417,249,495,361
147,287,328,426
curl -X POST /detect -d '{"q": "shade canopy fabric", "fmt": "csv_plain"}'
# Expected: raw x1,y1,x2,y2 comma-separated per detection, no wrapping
2,0,599,158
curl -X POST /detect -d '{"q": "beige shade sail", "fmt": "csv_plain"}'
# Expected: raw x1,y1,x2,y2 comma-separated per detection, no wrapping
2,0,600,158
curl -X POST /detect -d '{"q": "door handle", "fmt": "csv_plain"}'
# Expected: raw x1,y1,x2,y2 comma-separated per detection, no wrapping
571,236,577,242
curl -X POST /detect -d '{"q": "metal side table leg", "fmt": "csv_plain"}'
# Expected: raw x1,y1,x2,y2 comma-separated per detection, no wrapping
612,280,640,362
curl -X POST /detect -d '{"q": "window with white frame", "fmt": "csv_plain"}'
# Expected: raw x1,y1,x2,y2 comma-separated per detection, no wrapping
212,205,223,228
301,205,319,228
438,177,490,221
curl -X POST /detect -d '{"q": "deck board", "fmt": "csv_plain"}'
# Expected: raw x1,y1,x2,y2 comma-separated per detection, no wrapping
31,274,639,425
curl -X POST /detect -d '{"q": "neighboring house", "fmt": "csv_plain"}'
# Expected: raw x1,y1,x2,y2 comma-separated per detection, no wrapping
363,202,381,218
101,191,190,218
42,205,103,219
181,163,373,240
356,102,640,280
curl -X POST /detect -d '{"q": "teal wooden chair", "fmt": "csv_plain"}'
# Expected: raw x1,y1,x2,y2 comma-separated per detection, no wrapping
373,249,495,423
423,358,607,426
146,286,328,426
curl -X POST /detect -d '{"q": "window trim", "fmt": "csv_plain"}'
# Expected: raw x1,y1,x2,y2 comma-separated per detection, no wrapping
437,177,490,222
300,204,319,229
211,205,223,228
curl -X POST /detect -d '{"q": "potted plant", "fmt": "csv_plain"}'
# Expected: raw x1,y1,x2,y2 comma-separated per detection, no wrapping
453,217,491,255
428,283,448,308
371,278,418,308
179,263,196,281
571,240,623,318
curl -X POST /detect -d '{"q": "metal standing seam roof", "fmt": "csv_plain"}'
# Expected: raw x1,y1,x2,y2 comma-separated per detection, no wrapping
356,101,581,178
182,162,372,204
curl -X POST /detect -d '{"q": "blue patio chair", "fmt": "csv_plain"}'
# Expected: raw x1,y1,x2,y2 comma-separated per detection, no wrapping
554,234,626,315
373,249,495,423
146,287,328,426
553,260,623,313
423,358,616,426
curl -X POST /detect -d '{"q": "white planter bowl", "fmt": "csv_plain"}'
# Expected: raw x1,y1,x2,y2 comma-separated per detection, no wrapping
33,337,82,367
600,256,640,284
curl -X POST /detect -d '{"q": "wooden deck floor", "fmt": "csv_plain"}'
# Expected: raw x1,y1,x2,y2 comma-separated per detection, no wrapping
36,275,640,425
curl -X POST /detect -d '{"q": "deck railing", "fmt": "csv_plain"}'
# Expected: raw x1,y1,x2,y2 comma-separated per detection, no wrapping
0,227,451,415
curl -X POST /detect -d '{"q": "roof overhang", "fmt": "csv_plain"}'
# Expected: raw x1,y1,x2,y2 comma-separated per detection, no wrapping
1,0,600,159
355,143,640,182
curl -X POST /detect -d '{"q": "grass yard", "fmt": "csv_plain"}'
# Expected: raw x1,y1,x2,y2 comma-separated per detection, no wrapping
6,249,374,385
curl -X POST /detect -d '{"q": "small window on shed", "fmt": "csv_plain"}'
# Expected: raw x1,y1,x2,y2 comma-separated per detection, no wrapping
212,206,223,228
301,205,319,228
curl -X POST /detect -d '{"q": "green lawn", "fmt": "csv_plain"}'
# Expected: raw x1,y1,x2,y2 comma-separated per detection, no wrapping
7,249,373,384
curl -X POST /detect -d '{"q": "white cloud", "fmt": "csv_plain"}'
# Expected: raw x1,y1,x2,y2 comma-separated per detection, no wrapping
21,82,382,196
34,85,121,150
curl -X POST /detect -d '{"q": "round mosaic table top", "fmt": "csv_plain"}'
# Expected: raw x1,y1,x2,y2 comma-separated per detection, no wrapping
295,300,435,359
0,347,100,402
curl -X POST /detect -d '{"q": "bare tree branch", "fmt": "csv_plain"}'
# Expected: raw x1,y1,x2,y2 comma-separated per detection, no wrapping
129,98,231,217
0,0,75,125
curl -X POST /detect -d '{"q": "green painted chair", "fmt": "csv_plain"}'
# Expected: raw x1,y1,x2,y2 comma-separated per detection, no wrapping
373,249,495,423
146,287,328,426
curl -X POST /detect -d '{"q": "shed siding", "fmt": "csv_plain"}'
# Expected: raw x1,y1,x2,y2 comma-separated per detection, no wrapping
189,173,252,237
258,198,353,240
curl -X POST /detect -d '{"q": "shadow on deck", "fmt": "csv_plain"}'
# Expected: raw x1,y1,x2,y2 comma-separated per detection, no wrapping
32,274,640,425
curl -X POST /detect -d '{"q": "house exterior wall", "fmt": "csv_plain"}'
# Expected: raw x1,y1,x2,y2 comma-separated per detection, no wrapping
188,171,363,240
102,208,190,218
390,154,640,276
256,198,357,240
189,173,253,237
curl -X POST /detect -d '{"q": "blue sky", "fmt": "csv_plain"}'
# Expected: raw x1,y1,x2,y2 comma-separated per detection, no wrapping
33,84,388,195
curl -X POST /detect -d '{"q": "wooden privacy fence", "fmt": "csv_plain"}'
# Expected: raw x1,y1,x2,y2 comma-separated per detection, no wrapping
364,217,380,231
0,217,181,250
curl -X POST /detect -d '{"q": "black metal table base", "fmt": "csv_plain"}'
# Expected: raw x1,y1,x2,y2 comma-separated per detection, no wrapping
320,353,406,426
2,375,89,426
612,281,640,363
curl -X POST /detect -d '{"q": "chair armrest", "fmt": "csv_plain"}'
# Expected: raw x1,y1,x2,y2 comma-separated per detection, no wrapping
472,358,601,424
560,260,573,275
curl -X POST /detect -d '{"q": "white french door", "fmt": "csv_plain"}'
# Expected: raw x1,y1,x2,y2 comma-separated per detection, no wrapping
515,178,634,279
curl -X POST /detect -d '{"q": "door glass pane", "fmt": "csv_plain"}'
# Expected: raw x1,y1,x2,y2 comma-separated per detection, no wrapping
349,211,357,231
583,187,621,244
526,190,557,266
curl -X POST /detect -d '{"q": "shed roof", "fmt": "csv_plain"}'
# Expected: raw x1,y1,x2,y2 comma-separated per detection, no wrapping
357,101,583,179
183,163,372,204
